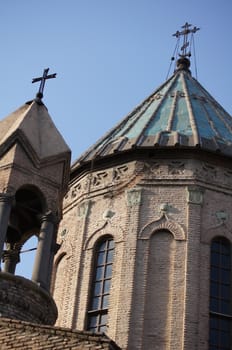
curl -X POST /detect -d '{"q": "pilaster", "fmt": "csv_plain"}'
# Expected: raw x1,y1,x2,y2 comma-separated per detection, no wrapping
115,187,142,349
183,186,204,349
0,193,14,268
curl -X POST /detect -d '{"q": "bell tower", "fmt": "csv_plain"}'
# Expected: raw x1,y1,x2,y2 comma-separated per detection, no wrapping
0,71,70,325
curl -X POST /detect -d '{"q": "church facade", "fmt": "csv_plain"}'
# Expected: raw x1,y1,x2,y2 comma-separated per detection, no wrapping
53,54,232,350
0,25,231,349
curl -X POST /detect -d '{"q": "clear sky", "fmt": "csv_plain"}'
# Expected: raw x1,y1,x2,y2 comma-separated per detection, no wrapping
1,0,232,277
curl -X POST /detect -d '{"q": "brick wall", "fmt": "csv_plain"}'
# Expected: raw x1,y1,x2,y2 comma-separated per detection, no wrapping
53,156,232,349
0,318,121,349
0,272,57,325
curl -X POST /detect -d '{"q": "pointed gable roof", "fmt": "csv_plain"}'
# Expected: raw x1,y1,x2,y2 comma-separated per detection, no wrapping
0,100,70,162
72,58,232,173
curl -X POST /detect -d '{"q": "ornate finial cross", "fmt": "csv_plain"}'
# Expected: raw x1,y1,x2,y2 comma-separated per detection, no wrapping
32,68,56,99
173,22,200,58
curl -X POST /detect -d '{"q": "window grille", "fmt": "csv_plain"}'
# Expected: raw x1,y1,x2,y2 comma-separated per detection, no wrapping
209,237,232,350
87,237,114,333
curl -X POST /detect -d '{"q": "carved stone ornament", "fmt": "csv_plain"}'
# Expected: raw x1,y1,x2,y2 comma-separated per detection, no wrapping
92,171,108,186
64,164,135,206
143,161,164,176
126,188,142,207
168,161,185,175
215,210,228,223
112,165,129,181
195,162,217,181
187,186,204,205
77,200,91,218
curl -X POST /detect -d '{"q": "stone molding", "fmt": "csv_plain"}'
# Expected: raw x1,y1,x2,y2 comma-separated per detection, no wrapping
84,219,125,251
139,214,186,241
202,210,232,243
202,223,232,244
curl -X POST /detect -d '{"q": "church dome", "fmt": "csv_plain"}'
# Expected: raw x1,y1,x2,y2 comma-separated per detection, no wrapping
72,23,232,175
73,59,232,173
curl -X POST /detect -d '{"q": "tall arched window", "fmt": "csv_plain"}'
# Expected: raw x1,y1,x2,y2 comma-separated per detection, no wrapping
87,236,115,333
209,237,232,349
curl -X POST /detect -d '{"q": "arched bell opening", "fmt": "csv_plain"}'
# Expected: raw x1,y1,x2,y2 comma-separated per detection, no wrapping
2,185,46,276
15,235,38,279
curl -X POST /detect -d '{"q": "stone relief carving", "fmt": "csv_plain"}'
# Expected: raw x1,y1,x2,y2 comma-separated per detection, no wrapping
202,163,217,178
142,160,188,178
126,188,142,207
195,162,217,180
64,159,232,208
77,200,91,218
168,161,185,175
64,163,136,206
92,171,108,186
143,161,163,176
187,186,204,205
215,210,228,223
112,165,129,181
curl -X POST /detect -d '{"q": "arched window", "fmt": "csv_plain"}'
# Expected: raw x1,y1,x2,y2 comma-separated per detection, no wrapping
87,236,115,333
209,237,232,349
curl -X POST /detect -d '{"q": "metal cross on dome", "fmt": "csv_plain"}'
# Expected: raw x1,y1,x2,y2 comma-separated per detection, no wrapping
32,68,56,99
173,22,200,58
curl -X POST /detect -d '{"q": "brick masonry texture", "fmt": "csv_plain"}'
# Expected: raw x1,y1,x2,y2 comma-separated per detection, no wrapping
0,318,121,350
0,272,57,325
53,155,232,349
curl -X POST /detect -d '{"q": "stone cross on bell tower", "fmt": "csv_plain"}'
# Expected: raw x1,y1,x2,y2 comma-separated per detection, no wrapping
32,68,56,100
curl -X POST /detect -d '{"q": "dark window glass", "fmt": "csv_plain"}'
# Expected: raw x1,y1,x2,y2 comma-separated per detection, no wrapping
209,237,232,349
87,237,115,333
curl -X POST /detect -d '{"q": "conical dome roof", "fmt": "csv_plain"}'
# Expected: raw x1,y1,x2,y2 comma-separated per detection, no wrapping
73,59,232,173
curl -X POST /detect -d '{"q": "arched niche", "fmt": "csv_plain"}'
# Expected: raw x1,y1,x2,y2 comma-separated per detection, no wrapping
139,216,186,241
15,235,38,278
142,229,175,349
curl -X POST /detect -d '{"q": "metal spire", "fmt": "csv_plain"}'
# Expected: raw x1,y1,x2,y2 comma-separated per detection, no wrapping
32,68,56,100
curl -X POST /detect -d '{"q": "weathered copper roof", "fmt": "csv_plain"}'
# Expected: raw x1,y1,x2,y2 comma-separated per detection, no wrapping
73,59,232,171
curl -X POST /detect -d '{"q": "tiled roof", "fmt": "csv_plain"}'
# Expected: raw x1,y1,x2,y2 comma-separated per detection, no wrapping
73,59,232,172
0,318,121,350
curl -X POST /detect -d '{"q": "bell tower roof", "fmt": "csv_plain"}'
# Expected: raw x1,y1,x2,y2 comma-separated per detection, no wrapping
0,99,70,161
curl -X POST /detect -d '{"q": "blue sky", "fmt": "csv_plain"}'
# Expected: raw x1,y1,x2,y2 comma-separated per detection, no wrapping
1,0,232,277
1,0,232,161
